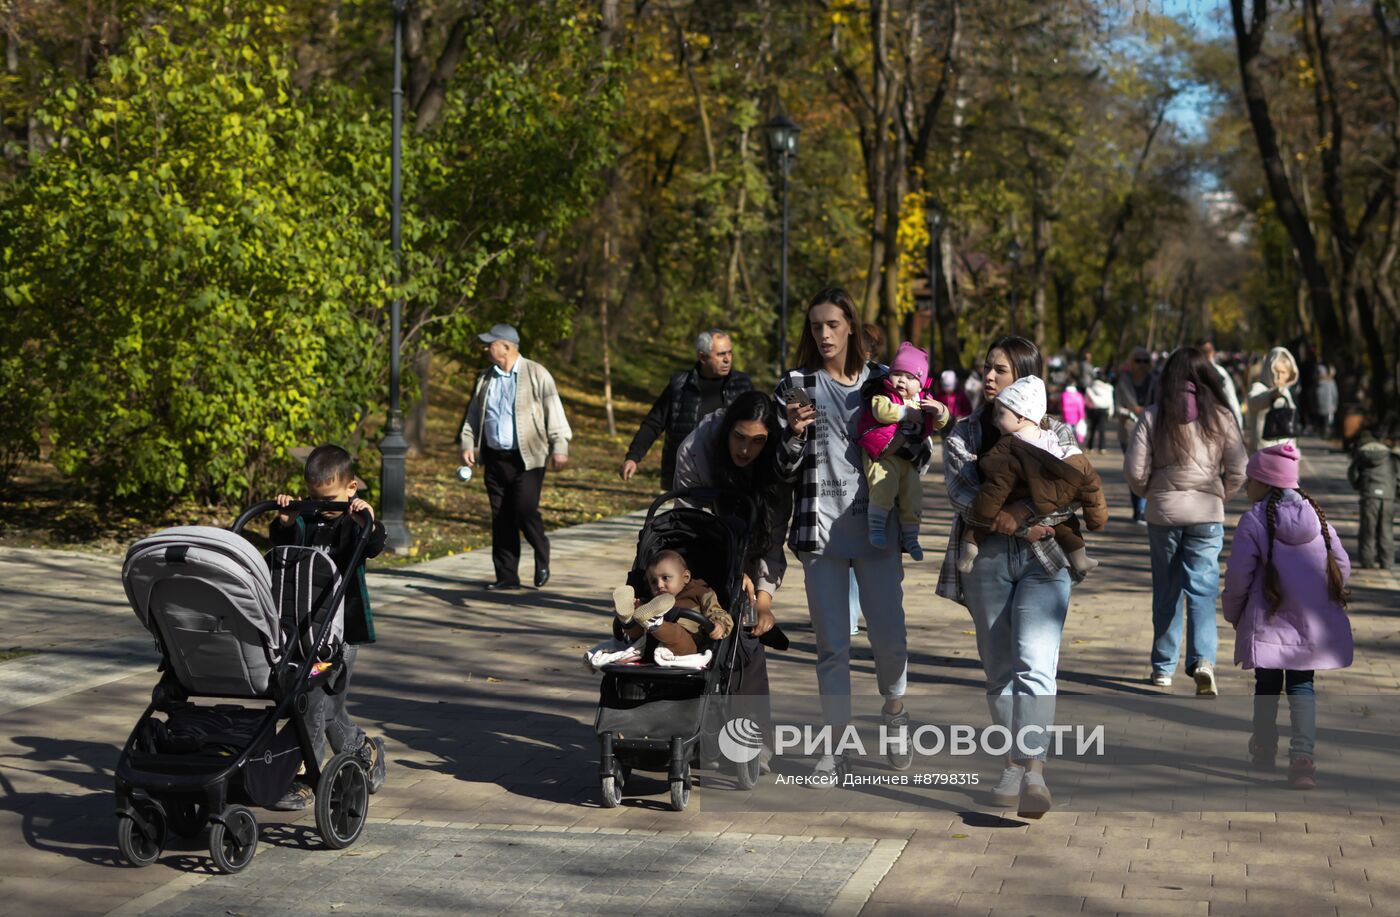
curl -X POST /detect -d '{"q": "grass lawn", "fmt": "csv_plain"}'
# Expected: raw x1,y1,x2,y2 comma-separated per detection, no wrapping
0,338,715,563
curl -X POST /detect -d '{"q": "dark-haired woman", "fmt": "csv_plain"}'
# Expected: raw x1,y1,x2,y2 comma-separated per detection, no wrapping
1124,347,1247,695
674,390,792,769
777,288,914,778
674,389,792,636
1223,442,1352,789
938,337,1079,816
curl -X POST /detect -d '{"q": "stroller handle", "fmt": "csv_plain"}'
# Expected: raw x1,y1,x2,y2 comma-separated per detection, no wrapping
645,487,760,534
232,499,374,534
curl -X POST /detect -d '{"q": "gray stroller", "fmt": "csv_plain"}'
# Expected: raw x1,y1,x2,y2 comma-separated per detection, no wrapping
113,500,373,873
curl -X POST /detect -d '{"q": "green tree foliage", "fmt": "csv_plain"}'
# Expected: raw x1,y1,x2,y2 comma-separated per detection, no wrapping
1,4,392,502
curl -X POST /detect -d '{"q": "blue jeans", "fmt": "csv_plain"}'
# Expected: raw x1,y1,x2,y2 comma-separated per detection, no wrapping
961,534,1072,760
801,549,908,728
1252,669,1316,759
1148,523,1223,676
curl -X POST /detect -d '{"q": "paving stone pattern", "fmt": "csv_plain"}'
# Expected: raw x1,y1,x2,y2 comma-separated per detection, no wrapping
140,825,878,917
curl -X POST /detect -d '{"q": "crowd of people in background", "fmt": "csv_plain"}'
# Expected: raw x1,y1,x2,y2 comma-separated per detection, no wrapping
446,313,1396,812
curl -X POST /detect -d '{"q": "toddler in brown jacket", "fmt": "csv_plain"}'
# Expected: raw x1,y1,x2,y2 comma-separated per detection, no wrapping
959,375,1109,576
611,550,732,660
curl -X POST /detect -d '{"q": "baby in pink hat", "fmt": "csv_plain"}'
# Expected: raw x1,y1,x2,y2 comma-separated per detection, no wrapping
855,342,951,559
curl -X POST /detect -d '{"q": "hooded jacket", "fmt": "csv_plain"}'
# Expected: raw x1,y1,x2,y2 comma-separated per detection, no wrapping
1223,490,1353,671
1347,436,1399,501
969,436,1109,531
1124,388,1247,527
1246,346,1299,453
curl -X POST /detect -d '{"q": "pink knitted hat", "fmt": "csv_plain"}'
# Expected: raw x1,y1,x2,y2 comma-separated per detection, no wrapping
1247,442,1300,490
889,342,930,388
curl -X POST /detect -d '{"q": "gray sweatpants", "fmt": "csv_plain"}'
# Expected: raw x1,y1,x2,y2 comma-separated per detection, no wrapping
1359,497,1395,568
800,549,908,728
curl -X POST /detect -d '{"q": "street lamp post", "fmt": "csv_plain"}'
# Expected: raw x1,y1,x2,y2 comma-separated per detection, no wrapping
763,112,800,375
1007,238,1023,339
379,0,411,552
926,200,944,365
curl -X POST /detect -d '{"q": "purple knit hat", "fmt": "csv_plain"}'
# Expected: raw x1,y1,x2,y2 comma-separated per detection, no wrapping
1247,442,1301,490
889,342,930,388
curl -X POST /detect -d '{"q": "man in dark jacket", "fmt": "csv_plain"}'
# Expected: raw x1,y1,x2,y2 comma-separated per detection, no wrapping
618,329,753,490
1349,432,1398,569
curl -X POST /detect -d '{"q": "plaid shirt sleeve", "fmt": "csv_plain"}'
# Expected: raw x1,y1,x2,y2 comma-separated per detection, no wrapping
774,371,819,553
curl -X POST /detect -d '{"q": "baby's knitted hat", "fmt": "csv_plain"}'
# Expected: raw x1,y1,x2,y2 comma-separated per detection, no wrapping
889,342,930,388
997,375,1047,425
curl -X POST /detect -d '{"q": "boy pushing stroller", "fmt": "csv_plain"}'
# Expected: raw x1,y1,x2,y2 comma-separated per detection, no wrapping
269,445,389,809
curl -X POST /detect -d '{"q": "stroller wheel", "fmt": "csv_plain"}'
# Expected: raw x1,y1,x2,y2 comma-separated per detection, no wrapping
117,801,166,867
208,805,258,874
669,767,692,812
316,751,369,850
600,773,623,808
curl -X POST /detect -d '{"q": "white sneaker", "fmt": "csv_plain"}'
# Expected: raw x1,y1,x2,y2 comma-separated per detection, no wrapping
1018,771,1053,819
1192,663,1218,696
811,754,844,784
989,764,1026,806
1150,672,1173,687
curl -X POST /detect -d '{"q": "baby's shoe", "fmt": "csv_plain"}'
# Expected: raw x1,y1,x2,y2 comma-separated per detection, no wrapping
956,542,980,574
1067,548,1099,576
612,585,637,621
900,525,924,562
614,586,675,625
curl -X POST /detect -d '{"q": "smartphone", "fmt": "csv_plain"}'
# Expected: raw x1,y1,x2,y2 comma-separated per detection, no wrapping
791,388,814,409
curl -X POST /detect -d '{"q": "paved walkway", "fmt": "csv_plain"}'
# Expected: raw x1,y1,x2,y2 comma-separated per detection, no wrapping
1,438,1397,916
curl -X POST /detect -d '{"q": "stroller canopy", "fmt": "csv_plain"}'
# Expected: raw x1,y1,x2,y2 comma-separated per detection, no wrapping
124,526,281,697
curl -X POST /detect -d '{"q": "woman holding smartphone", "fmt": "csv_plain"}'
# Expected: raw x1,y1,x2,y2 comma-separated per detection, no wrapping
775,287,917,778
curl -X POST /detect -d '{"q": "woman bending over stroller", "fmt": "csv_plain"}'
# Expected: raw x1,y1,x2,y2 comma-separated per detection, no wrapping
269,445,389,811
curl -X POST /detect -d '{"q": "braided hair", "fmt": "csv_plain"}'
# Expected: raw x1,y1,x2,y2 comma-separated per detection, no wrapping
1261,486,1349,615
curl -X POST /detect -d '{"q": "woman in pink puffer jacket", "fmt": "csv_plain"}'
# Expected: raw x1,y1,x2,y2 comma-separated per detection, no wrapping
1222,442,1352,790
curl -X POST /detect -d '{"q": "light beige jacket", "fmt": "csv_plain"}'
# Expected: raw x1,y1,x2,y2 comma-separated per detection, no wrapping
458,356,571,470
1124,405,1247,526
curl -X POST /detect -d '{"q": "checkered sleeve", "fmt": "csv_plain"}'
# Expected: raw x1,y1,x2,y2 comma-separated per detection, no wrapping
774,371,819,554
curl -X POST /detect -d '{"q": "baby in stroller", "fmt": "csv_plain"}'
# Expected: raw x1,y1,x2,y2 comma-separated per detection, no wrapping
611,550,733,663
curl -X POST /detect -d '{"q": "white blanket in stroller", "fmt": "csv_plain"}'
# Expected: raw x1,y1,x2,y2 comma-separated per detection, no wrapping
584,637,712,671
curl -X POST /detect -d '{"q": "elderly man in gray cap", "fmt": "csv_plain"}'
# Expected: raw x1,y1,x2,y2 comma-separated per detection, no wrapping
459,323,572,589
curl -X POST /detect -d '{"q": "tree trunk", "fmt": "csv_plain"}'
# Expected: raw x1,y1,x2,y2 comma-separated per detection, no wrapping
1230,0,1352,399
597,0,620,436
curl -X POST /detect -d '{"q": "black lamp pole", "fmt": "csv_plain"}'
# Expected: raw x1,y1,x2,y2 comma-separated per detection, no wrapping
379,0,411,552
926,200,944,364
1007,238,1023,339
763,112,800,375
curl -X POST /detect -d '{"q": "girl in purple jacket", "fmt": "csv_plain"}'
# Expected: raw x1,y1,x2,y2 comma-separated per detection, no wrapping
1222,442,1352,790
